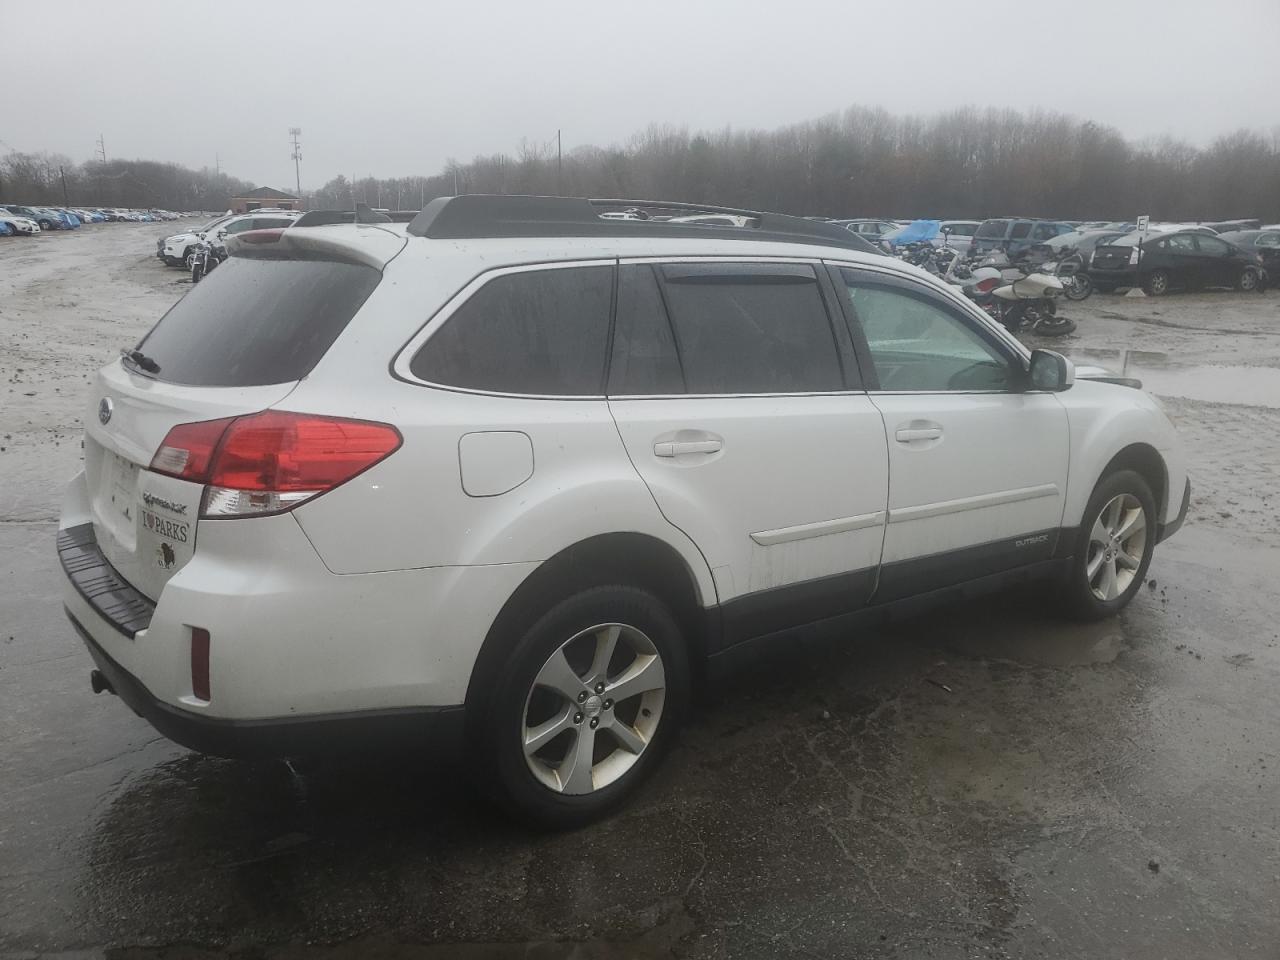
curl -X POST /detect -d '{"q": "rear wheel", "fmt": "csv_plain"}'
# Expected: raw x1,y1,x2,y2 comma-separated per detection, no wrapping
1064,273,1093,301
475,585,689,828
1143,269,1171,296
1059,469,1157,620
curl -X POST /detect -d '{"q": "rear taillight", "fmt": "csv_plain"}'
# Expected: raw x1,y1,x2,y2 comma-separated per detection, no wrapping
237,228,285,244
149,411,402,518
975,277,1001,294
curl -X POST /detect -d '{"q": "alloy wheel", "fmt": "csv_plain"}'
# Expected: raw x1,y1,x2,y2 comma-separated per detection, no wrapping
522,622,666,795
1086,493,1147,601
1240,269,1258,291
1149,272,1169,295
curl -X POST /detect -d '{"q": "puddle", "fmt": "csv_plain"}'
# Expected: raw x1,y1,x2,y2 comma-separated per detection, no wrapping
1064,348,1280,408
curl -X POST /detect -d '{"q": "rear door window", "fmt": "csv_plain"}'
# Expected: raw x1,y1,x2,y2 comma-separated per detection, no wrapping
1009,221,1032,240
1195,236,1230,256
976,220,1009,239
135,257,381,387
657,263,843,394
608,265,684,396
411,265,613,396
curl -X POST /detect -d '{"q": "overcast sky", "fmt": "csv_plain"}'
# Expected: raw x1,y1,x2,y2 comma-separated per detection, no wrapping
4,0,1278,192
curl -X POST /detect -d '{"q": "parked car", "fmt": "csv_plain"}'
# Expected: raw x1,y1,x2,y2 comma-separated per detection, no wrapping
831,218,900,241
0,220,11,237
0,209,41,236
1045,229,1128,259
157,210,299,266
1089,229,1265,294
62,195,1188,825
972,218,1075,257
4,205,59,230
1218,229,1280,279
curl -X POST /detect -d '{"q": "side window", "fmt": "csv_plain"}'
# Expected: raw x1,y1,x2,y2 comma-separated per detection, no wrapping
410,265,613,395
608,265,684,396
253,217,292,230
1196,236,1230,256
222,218,255,235
1009,221,1032,240
1031,223,1056,241
658,263,843,394
1256,233,1280,248
1167,235,1196,252
838,270,1012,392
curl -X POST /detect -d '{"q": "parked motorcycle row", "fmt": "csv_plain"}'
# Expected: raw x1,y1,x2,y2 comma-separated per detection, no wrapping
892,241,1083,338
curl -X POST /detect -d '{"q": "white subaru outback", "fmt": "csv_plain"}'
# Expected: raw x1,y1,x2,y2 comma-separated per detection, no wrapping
60,196,1189,826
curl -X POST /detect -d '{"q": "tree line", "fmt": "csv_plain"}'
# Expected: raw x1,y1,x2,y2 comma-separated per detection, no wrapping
0,152,253,211
313,107,1280,222
6,106,1278,220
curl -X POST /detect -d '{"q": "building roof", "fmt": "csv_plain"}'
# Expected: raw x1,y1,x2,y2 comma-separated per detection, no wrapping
232,186,299,201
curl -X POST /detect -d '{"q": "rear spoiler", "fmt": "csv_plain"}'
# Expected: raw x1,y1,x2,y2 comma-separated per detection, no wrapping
225,225,407,269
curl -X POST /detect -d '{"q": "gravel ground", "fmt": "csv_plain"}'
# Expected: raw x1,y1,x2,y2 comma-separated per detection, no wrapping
1,224,1278,959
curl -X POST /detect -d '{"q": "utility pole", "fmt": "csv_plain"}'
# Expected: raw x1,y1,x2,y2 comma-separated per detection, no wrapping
59,166,69,205
452,167,459,196
95,134,106,165
289,127,302,200
556,129,563,196
215,152,221,176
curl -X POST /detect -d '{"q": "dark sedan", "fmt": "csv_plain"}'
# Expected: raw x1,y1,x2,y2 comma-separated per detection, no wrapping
1218,229,1279,280
1089,230,1265,295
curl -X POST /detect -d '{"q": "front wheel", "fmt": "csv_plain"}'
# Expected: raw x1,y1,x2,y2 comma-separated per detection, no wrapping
1064,273,1093,301
476,585,689,828
1059,470,1157,620
190,259,203,283
1237,267,1260,292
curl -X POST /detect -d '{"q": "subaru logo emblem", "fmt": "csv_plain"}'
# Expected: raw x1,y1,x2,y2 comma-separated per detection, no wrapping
98,398,113,425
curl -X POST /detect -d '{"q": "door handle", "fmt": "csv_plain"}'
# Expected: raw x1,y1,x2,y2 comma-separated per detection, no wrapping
654,439,723,458
895,425,943,443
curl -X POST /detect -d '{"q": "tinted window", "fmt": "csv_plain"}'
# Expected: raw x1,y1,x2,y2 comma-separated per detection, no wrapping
411,265,613,395
1196,236,1230,255
659,264,842,394
1256,233,1280,248
976,220,1008,238
253,217,294,230
222,218,256,235
608,265,684,396
136,257,380,387
1009,221,1032,239
1167,235,1196,252
839,271,1011,392
1031,223,1057,241
948,224,977,237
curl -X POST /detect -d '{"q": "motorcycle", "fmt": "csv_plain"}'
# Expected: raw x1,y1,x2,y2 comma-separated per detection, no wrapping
1019,244,1093,301
936,248,1077,337
187,232,227,283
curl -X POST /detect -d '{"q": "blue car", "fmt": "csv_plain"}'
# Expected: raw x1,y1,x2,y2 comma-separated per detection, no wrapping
0,221,13,237
51,208,81,228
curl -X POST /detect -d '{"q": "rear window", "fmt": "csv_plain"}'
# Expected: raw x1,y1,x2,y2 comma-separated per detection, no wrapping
976,220,1008,238
135,257,381,387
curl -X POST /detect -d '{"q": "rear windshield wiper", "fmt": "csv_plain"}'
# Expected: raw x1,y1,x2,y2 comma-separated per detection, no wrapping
120,348,161,374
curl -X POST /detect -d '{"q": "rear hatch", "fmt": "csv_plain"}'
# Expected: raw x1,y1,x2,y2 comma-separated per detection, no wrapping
84,239,390,601
1090,243,1136,272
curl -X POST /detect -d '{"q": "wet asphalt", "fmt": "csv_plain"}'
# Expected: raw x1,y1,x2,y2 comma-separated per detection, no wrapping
2,227,1279,959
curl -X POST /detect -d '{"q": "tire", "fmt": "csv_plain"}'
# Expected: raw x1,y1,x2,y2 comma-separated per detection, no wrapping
1143,269,1171,296
1064,273,1093,301
474,585,689,828
1059,469,1157,621
191,260,203,283
38,219,53,230
1236,267,1260,292
1033,316,1077,337
163,256,183,267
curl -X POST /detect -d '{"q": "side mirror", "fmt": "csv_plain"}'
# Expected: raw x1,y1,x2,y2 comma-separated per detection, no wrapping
1028,349,1074,392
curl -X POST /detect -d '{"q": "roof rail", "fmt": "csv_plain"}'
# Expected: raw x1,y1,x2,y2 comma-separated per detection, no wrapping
404,195,882,253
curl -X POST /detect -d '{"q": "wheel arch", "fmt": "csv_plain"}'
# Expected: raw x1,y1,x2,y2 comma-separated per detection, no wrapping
1098,442,1168,520
464,532,713,715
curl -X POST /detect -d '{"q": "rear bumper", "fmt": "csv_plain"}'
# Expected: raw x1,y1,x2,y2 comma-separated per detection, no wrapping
1157,478,1191,543
69,608,464,759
